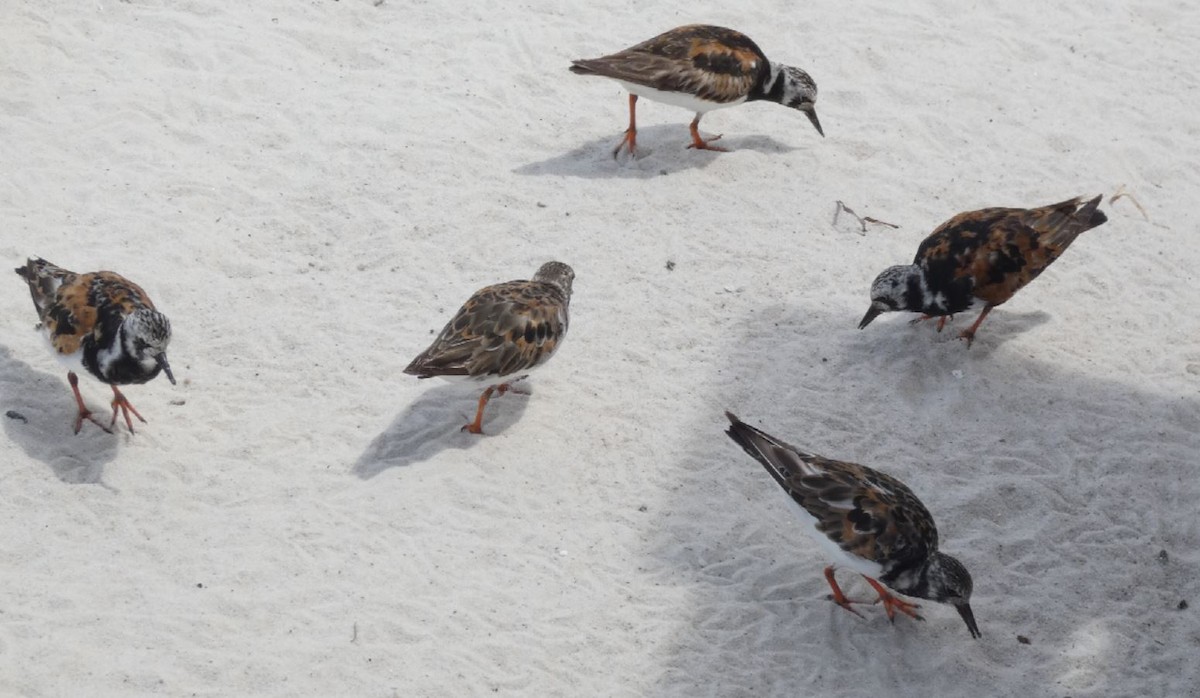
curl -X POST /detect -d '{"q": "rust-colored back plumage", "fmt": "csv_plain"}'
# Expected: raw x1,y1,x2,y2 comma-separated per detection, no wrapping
570,25,770,104
918,195,1107,307
15,258,158,357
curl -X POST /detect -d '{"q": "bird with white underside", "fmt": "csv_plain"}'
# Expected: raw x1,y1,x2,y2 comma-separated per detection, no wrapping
859,195,1108,346
724,411,981,638
570,25,822,157
15,257,176,434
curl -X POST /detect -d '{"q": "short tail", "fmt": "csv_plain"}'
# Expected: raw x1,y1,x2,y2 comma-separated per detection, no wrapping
724,411,810,493
14,257,68,318
1070,194,1107,231
568,60,598,76
1036,195,1107,248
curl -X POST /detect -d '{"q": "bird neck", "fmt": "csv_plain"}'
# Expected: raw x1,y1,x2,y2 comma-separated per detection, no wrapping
752,63,785,103
881,556,933,599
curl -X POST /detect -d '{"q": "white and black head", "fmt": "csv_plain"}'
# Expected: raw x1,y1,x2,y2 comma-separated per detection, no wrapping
925,552,980,639
123,309,176,385
534,261,575,299
859,264,924,329
765,64,822,137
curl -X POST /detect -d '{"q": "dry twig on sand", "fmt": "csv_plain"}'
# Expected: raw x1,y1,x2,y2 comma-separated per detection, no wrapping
1110,185,1149,221
833,200,899,235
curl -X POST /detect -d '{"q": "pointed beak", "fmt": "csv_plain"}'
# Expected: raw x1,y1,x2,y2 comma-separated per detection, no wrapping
805,107,824,137
858,306,883,330
156,353,177,385
956,603,981,639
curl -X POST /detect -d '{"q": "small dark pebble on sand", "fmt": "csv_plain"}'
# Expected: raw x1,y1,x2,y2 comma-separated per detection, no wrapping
5,410,27,423
1179,600,1188,610
1158,549,1169,564
665,261,675,271
1017,635,1031,645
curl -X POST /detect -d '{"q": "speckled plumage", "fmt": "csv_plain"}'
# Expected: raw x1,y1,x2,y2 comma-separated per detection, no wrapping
859,195,1108,345
725,412,980,638
570,25,822,156
405,262,574,434
14,257,175,434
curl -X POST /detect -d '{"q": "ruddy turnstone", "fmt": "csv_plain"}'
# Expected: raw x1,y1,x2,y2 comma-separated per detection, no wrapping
404,262,574,434
859,195,1108,346
724,412,980,638
570,24,822,157
14,258,176,434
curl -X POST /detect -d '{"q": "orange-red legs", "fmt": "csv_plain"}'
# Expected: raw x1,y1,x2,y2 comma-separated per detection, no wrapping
687,115,727,151
109,384,148,434
958,304,995,348
67,371,112,435
824,568,924,623
612,94,638,158
863,576,924,622
461,382,530,435
909,314,950,332
823,566,867,618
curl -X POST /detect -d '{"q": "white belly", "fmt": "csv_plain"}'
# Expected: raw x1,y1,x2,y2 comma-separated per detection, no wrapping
434,372,531,386
615,80,745,115
40,327,87,374
784,497,884,578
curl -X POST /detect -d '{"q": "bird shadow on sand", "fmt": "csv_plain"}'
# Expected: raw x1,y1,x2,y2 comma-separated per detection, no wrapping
513,125,798,180
880,308,1052,357
641,303,1198,696
352,382,530,478
0,344,119,486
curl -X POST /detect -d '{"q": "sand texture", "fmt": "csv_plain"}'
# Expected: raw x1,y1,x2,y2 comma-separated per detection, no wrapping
1,0,1197,696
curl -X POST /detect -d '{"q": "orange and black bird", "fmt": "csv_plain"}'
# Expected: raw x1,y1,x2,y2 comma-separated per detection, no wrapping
570,25,822,157
404,262,574,435
859,195,1108,346
15,258,175,434
725,412,980,638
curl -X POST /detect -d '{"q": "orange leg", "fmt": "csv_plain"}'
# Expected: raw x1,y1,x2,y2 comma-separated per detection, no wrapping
109,385,148,434
909,314,951,332
67,371,112,435
462,381,529,434
462,386,496,434
687,115,727,151
862,576,924,622
823,567,867,618
958,304,995,348
612,94,638,158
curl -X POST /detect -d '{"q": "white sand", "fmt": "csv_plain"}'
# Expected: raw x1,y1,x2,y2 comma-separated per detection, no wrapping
2,0,1198,695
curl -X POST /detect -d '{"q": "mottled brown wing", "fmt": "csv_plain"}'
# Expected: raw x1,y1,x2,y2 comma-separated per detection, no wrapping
84,272,159,346
791,454,937,566
917,197,1104,306
572,25,768,103
53,272,155,355
405,280,568,379
15,259,159,356
725,414,938,566
87,272,158,313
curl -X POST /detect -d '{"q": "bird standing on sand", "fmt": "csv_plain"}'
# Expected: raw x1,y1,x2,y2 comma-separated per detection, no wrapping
859,195,1108,346
724,412,981,638
404,262,574,435
15,257,176,434
570,25,823,157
